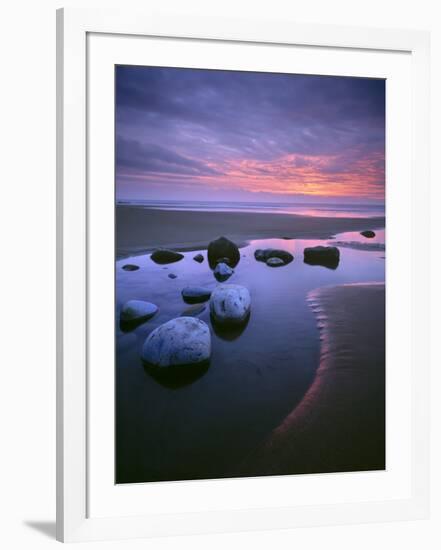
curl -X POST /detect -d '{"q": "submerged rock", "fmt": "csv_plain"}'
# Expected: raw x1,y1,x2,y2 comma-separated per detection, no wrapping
214,262,234,281
193,253,204,263
120,300,158,323
122,264,139,271
150,248,184,264
181,286,212,304
168,273,177,279
141,317,211,368
254,248,294,265
180,304,206,317
304,246,340,269
210,284,251,326
360,230,376,238
207,236,240,267
266,257,285,267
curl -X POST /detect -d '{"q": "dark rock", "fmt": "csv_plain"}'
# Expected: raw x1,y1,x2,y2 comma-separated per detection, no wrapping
151,248,184,264
303,246,340,269
207,236,240,268
168,273,177,279
254,249,266,262
360,230,376,238
254,248,294,265
122,264,139,271
193,253,204,263
181,287,212,304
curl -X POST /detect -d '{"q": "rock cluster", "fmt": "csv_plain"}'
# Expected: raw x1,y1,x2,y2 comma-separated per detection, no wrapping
254,248,294,266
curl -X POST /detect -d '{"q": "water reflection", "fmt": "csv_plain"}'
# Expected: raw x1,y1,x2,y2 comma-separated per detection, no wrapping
210,312,251,341
303,256,340,270
115,232,385,483
143,360,210,389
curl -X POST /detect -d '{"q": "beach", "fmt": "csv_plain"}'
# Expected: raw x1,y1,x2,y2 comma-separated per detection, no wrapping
116,205,386,258
242,283,385,476
115,206,385,483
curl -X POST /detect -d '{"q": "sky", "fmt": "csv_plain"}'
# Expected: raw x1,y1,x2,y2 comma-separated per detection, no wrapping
115,66,385,204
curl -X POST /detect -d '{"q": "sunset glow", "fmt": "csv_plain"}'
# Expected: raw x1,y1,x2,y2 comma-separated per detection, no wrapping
116,67,385,204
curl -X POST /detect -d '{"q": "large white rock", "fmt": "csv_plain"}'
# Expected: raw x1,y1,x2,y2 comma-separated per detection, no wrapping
120,300,158,322
141,317,211,367
210,284,251,325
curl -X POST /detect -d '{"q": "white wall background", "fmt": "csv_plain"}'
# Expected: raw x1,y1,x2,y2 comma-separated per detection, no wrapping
0,0,439,548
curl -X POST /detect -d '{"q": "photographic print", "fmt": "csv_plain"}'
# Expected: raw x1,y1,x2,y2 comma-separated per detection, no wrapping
115,66,385,484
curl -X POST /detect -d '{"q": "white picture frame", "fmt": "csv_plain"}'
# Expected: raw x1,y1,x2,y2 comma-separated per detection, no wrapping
56,7,430,543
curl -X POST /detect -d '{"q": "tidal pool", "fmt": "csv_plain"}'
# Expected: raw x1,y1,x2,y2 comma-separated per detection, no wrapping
115,232,385,483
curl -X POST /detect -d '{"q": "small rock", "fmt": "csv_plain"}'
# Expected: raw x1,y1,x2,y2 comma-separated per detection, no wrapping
266,257,285,267
216,256,233,266
181,287,212,304
304,246,340,268
207,236,240,267
210,284,251,326
214,262,234,281
254,249,266,262
254,248,294,264
168,273,177,279
151,249,184,264
193,253,204,263
142,317,211,368
360,230,376,238
122,264,139,271
120,300,158,322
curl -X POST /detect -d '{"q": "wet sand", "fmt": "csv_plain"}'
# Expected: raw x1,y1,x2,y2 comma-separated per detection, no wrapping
242,283,385,476
116,206,385,258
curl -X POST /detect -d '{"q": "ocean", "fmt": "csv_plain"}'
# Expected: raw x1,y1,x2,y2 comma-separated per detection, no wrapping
116,199,385,219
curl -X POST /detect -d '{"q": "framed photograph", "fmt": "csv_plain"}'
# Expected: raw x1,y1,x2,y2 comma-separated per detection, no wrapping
56,7,430,543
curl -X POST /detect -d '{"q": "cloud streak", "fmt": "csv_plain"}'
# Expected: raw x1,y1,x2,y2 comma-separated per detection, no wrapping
116,66,385,202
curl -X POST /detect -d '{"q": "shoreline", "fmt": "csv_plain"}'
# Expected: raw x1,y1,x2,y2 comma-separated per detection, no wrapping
116,205,385,259
241,282,385,476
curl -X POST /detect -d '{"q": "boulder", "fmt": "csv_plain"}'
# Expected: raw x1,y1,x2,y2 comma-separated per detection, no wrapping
266,257,285,267
210,284,251,326
193,253,204,263
141,317,211,368
254,248,294,265
181,286,212,304
360,230,376,238
214,262,234,281
303,246,340,268
150,248,184,264
207,236,240,267
122,264,139,271
120,300,158,323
